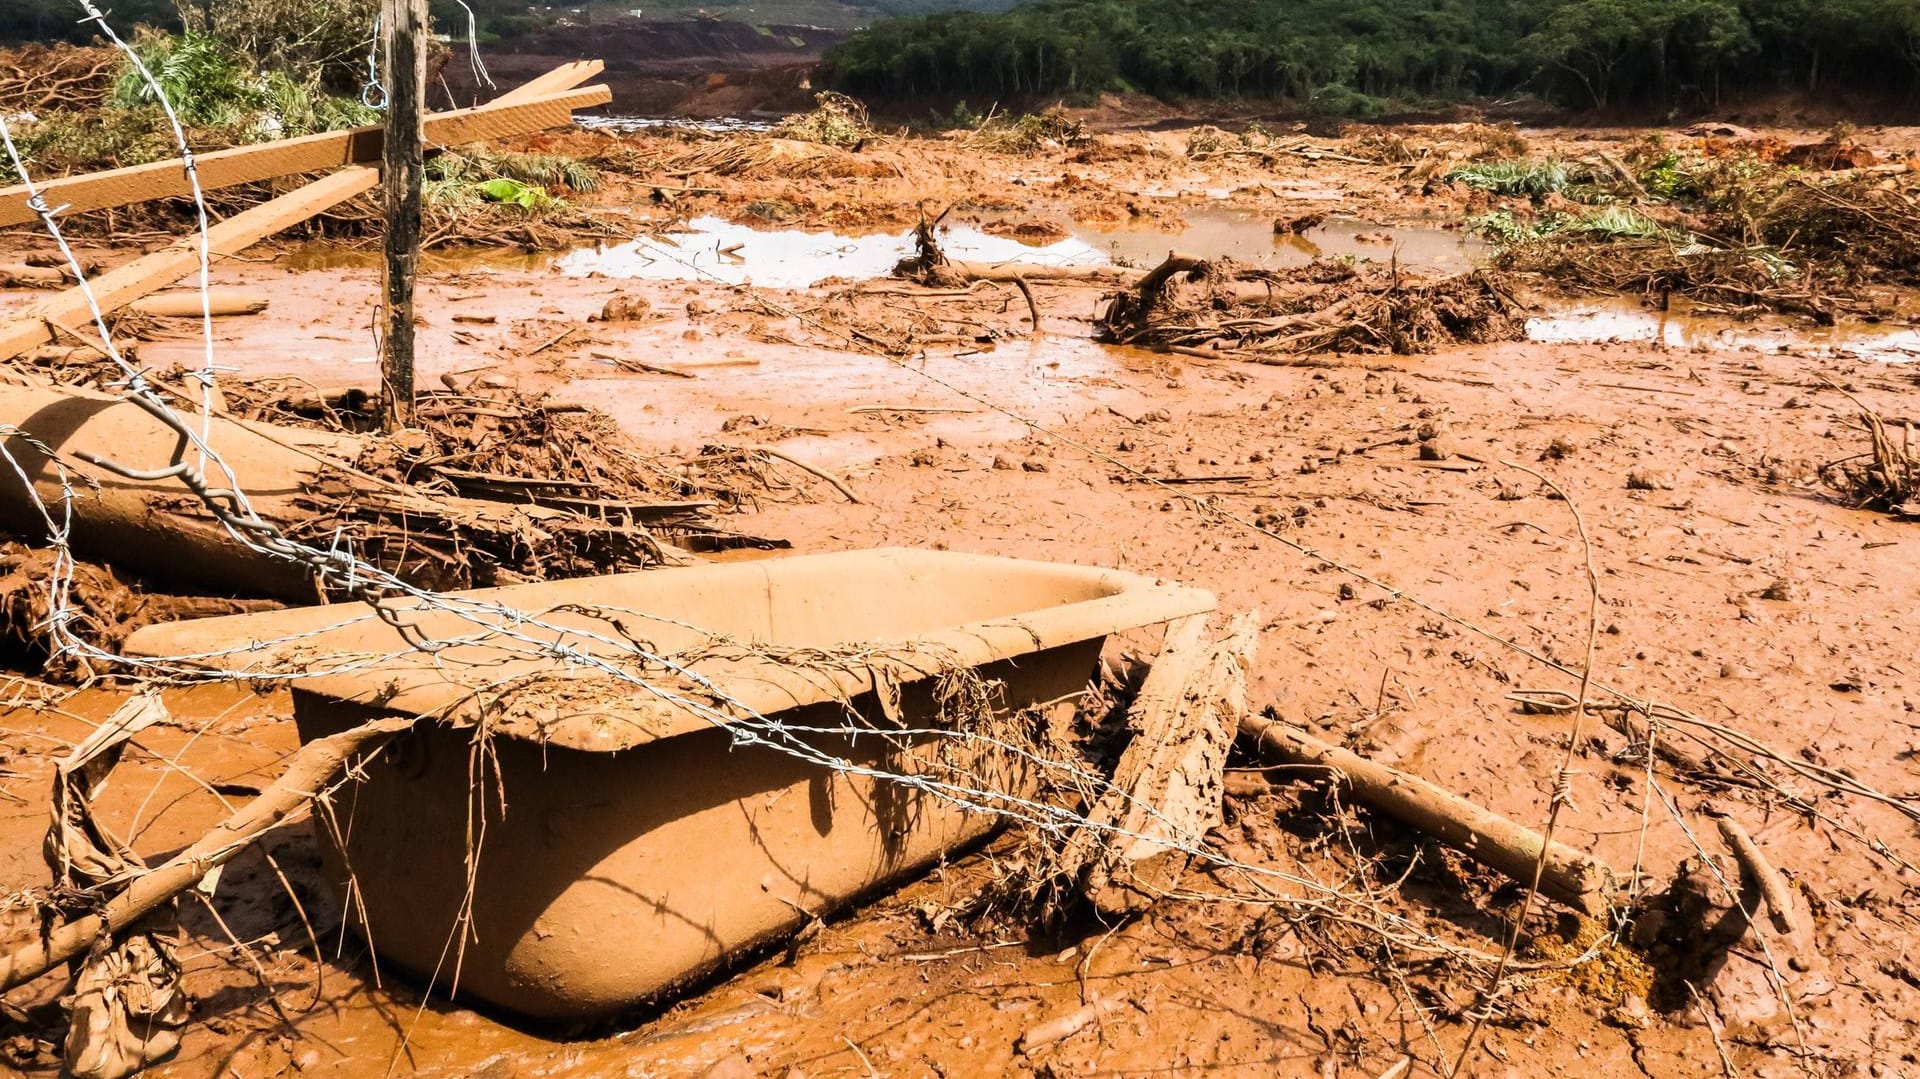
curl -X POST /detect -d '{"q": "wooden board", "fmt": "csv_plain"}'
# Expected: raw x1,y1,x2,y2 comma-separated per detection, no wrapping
0,83,609,228
494,60,604,104
0,167,379,359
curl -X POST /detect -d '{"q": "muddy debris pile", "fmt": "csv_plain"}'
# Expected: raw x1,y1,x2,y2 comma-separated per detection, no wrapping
658,136,905,181
0,543,278,680
1471,130,1920,320
1098,255,1524,359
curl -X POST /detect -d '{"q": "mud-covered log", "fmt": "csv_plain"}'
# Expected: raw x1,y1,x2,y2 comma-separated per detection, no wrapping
0,384,361,601
1238,712,1618,916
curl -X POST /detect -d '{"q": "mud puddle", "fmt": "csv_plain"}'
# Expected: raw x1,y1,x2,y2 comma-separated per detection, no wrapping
552,210,1481,287
1074,209,1484,274
1526,296,1920,361
562,334,1162,468
285,210,1480,288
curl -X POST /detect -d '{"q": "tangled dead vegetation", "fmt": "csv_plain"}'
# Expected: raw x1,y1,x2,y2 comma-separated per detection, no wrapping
1475,132,1920,318
1495,234,1852,321
0,544,279,680
961,107,1088,155
1099,256,1524,358
774,90,873,149
0,43,119,114
1820,386,1919,518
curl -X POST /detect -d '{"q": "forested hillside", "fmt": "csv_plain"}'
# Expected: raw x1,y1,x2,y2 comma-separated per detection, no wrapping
825,0,1920,111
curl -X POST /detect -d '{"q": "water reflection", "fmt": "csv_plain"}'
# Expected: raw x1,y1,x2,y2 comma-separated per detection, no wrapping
1526,297,1920,362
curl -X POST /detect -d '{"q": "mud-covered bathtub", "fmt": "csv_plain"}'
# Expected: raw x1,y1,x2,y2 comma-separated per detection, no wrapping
127,548,1215,1021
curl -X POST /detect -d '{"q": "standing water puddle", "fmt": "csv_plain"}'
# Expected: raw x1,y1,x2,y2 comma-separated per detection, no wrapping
550,208,1484,287
1525,297,1920,363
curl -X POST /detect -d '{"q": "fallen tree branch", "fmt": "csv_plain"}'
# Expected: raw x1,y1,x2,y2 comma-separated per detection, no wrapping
1237,711,1618,916
714,445,863,504
0,717,413,994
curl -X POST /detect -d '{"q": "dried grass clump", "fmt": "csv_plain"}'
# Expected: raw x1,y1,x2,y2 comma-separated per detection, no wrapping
775,90,873,149
1347,128,1421,164
665,137,903,180
964,107,1087,155
1822,402,1918,518
1464,122,1530,161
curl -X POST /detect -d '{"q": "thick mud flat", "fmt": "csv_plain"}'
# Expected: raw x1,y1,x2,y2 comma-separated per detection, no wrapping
0,117,1917,1077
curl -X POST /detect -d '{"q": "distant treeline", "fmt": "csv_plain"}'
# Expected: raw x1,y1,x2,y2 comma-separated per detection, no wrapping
824,0,1920,112
0,0,177,41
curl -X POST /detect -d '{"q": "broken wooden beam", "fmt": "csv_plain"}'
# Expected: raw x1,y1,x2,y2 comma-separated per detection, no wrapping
493,59,605,104
1063,612,1250,916
1237,712,1619,917
0,82,610,228
0,167,379,360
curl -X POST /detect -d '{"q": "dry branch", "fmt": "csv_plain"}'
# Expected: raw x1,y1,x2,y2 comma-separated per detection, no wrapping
1238,712,1618,916
0,718,413,993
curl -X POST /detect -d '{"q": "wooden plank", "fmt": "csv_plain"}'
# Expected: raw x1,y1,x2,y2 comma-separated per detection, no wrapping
0,167,379,360
493,60,604,104
0,83,610,228
1060,612,1255,917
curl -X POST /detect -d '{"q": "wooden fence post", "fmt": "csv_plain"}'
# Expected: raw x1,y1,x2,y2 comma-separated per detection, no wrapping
379,0,428,431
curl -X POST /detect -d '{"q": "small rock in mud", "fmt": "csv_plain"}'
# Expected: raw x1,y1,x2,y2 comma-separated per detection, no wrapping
1418,437,1456,461
596,293,652,322
1760,578,1804,602
1604,993,1653,1030
1274,211,1326,235
1625,470,1674,491
1022,458,1050,473
686,300,713,319
991,455,1015,470
909,449,937,467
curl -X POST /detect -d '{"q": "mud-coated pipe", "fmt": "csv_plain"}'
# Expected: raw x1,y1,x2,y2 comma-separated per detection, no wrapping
1238,712,1617,917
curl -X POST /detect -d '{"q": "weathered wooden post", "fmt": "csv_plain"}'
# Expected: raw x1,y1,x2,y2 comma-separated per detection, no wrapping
379,0,428,431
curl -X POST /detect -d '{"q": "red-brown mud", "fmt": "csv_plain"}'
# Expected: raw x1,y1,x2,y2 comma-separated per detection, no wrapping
0,118,1916,1078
